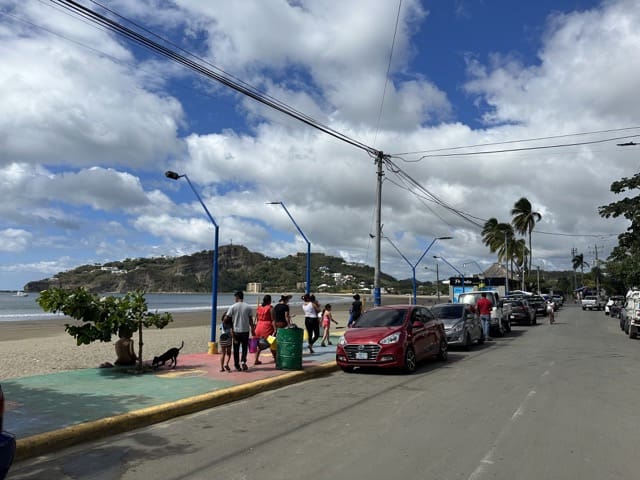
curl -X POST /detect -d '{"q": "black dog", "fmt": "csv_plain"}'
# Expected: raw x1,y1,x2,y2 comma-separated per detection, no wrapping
152,341,184,369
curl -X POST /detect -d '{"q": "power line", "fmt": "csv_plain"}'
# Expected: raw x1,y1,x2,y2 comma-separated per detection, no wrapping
372,0,402,147
391,133,640,161
391,126,640,157
49,0,380,157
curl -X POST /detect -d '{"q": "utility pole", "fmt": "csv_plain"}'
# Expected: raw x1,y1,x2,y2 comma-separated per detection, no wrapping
592,243,604,297
504,232,509,297
373,151,385,307
571,247,577,293
521,242,526,291
436,262,440,302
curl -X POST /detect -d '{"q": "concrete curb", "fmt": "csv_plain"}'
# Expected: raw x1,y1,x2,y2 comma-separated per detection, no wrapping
16,361,339,461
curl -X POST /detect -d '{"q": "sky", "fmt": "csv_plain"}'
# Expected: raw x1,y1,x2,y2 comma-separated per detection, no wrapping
1,0,640,291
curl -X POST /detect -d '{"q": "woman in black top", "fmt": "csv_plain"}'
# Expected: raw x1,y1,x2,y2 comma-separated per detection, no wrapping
273,294,292,329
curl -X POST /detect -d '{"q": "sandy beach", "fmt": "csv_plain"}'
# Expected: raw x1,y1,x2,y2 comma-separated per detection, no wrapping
0,295,430,380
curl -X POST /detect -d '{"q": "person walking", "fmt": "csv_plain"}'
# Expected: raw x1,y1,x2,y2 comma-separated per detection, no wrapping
476,292,493,341
218,313,233,372
320,304,338,347
273,294,293,329
547,299,556,324
302,294,320,353
225,291,255,371
348,293,363,328
254,294,276,365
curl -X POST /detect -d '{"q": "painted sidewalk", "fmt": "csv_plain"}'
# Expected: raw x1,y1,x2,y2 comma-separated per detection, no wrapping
3,342,339,461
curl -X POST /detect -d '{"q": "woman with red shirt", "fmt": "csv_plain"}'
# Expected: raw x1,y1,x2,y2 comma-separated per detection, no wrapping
254,295,276,365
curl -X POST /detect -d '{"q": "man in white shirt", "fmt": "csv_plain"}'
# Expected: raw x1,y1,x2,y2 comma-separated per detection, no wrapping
225,291,255,371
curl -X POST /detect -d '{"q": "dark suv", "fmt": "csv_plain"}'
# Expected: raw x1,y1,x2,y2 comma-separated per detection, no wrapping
0,385,16,480
504,299,535,325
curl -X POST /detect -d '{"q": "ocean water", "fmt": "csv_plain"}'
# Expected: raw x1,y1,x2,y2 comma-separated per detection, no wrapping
0,292,350,322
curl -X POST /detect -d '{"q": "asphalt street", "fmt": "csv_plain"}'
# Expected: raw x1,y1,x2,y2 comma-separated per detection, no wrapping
10,303,640,480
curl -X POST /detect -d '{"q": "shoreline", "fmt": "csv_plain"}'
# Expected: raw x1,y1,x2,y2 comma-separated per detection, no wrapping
0,295,437,380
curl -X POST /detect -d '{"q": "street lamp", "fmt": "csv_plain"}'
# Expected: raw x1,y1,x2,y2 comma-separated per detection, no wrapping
267,201,311,295
424,263,441,302
433,255,465,302
385,236,452,305
165,170,219,354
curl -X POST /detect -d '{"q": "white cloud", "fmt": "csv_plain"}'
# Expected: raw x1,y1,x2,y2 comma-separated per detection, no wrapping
0,0,638,289
0,228,32,252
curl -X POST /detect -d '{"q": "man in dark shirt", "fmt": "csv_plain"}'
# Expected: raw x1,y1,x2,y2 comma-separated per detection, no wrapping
348,294,363,327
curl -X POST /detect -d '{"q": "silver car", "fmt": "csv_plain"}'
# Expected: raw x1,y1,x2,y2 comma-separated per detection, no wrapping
431,303,484,350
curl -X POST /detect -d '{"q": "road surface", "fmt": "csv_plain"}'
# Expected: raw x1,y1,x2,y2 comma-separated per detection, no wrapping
10,304,640,479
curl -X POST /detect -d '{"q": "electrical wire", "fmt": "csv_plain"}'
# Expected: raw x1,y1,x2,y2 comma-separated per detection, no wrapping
391,134,640,161
372,0,402,147
391,126,640,157
49,0,380,157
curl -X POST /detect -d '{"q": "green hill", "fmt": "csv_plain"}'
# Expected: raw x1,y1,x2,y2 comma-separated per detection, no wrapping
23,245,399,294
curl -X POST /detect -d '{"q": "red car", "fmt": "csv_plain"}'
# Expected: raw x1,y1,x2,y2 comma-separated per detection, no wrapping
336,305,448,373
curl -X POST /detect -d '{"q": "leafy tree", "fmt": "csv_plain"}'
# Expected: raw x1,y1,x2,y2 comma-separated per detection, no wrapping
511,197,542,273
38,288,173,372
598,173,640,288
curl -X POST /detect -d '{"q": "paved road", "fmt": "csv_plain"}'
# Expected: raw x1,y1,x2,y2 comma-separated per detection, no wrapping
10,304,640,480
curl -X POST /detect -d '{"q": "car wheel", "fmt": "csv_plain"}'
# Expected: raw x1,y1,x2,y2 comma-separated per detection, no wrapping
340,366,354,373
630,326,637,339
403,347,417,373
437,339,448,361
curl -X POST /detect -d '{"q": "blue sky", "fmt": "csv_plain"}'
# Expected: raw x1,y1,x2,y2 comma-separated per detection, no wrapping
1,0,638,290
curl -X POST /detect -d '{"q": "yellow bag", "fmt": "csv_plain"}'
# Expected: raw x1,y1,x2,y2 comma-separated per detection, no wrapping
267,335,277,351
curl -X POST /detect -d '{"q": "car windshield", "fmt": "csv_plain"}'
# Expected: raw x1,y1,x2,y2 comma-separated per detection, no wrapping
431,304,463,319
353,308,406,327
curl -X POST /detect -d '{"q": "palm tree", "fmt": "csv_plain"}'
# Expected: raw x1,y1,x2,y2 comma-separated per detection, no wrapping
511,197,542,273
572,253,589,287
482,219,515,263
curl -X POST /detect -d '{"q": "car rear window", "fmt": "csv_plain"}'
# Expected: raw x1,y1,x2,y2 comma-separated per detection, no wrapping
354,309,406,327
431,305,464,318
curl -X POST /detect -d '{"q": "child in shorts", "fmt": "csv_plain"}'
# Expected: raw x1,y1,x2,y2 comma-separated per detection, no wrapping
320,304,338,347
219,314,233,372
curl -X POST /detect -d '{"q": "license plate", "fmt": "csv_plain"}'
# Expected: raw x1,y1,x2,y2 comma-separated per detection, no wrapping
355,352,368,360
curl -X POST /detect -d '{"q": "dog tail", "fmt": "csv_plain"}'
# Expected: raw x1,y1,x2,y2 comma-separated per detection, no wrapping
179,340,184,351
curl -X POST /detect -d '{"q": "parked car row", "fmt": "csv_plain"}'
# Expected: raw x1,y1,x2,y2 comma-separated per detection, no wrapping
335,290,551,373
617,290,640,339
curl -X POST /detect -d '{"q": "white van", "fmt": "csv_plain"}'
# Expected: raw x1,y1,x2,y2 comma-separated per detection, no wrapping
457,290,511,337
624,289,640,339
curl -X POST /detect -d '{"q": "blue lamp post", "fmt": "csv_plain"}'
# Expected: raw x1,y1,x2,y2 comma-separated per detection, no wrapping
385,236,452,305
165,171,219,354
433,255,465,302
267,201,311,295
